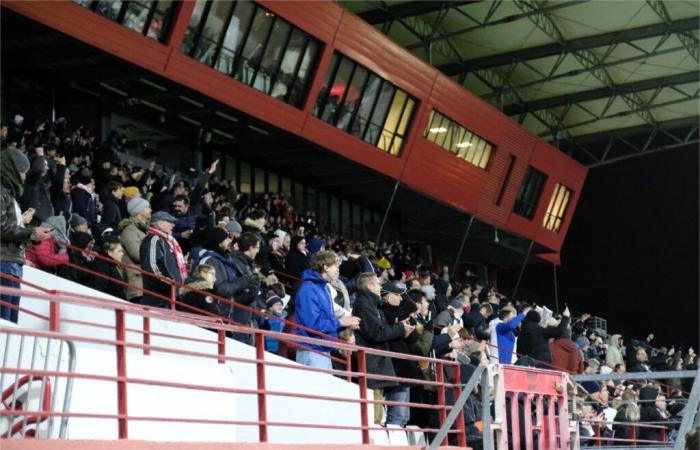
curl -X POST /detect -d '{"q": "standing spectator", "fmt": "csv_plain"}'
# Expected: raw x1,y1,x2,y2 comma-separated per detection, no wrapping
258,294,287,353
518,306,570,367
225,231,265,343
285,235,309,280
139,211,187,308
171,195,196,253
21,147,54,222
1,148,52,322
493,306,526,364
50,154,71,222
87,240,127,299
120,197,151,303
629,347,651,373
606,334,624,369
295,250,360,369
71,172,97,227
99,180,123,229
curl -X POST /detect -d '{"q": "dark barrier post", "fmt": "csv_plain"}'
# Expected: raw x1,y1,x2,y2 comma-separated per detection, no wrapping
115,309,128,438
255,333,268,442
357,349,370,444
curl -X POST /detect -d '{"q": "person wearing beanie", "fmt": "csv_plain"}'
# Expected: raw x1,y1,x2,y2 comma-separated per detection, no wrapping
435,298,464,330
258,294,287,353
518,306,571,368
70,213,89,233
1,148,53,323
225,220,242,239
120,186,140,219
120,197,152,303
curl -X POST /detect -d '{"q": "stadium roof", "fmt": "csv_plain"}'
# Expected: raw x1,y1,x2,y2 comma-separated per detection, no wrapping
339,0,700,168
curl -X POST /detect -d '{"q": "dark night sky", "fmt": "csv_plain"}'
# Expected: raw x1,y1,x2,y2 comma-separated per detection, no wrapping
520,147,699,349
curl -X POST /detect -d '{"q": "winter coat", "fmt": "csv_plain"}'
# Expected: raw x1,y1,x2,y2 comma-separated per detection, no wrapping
26,238,69,272
139,232,184,308
550,338,584,374
606,334,624,369
99,191,122,229
382,301,424,384
71,186,97,226
284,249,310,280
50,164,71,223
119,218,148,301
295,268,340,352
21,155,54,221
0,186,34,264
258,311,287,353
351,289,405,389
518,311,570,366
178,277,216,315
87,257,127,299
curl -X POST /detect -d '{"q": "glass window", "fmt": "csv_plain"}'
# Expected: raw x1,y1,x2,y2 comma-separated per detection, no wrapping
271,28,307,100
281,177,292,197
233,7,274,84
288,39,319,107
77,0,173,43
350,74,381,139
543,183,573,232
364,81,394,146
182,1,208,54
423,109,493,170
513,166,547,220
293,182,304,210
239,161,252,194
194,1,234,66
318,191,328,231
214,1,255,73
377,90,407,152
252,18,291,93
335,66,368,131
320,56,354,122
268,172,279,193
254,167,266,195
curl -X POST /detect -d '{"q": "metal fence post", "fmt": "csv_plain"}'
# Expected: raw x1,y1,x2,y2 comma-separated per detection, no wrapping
451,364,466,447
115,309,128,438
255,333,268,442
169,284,176,310
357,349,370,444
436,362,447,446
49,291,60,332
142,316,150,356
218,329,226,364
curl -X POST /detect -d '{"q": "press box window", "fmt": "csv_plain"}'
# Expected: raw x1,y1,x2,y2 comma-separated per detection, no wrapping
313,52,416,157
74,0,176,43
543,183,573,233
513,166,547,220
424,110,493,170
181,0,321,109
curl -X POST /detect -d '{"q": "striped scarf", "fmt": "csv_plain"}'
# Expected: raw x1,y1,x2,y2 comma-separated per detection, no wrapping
148,226,188,281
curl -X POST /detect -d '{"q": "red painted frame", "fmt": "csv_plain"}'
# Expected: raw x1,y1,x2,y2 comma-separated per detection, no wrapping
3,0,588,255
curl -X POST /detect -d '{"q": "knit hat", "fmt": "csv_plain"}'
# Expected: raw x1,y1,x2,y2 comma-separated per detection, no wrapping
266,295,283,309
127,197,150,217
449,299,464,310
577,336,591,349
308,237,325,258
204,227,230,250
225,220,242,234
70,213,87,229
7,148,30,172
122,186,140,198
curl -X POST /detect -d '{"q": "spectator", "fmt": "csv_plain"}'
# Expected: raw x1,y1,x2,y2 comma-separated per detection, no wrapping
435,299,464,331
640,387,670,443
629,347,651,373
258,294,287,353
21,147,54,222
178,263,217,315
71,172,97,227
171,195,196,253
1,148,52,322
67,231,95,285
140,211,187,308
197,228,258,341
120,197,152,303
613,401,641,445
606,334,624,369
518,306,570,367
87,241,127,299
99,180,123,229
50,154,71,222
284,235,309,280
295,250,360,369
550,330,584,374
69,213,89,235
493,306,527,364
225,231,265,343
26,215,69,273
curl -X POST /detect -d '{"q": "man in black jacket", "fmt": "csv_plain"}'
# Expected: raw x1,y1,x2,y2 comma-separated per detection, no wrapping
226,232,263,344
518,306,570,368
352,273,413,425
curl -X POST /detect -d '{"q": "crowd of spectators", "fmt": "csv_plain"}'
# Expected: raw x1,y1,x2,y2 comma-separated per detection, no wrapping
0,114,697,447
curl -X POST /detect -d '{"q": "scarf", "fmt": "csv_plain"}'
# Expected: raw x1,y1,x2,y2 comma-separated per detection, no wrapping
148,226,188,281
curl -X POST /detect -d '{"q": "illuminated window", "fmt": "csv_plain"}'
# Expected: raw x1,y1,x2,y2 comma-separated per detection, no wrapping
513,166,547,220
314,52,416,157
75,0,175,43
543,183,573,233
182,1,320,108
423,110,492,169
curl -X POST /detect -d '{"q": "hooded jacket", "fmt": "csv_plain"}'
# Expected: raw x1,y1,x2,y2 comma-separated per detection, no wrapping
295,268,340,352
518,310,570,366
495,313,526,364
284,237,310,281
606,334,624,369
550,337,584,374
21,154,54,222
1,149,35,264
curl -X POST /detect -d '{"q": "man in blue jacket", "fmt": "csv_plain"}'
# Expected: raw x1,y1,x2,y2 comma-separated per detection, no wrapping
295,250,360,369
495,306,527,364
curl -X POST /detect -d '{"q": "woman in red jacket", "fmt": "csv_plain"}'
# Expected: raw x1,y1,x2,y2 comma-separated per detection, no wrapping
26,215,69,272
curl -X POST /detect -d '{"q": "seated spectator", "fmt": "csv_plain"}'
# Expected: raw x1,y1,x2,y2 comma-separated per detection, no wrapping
640,387,671,443
519,306,570,368
26,215,70,273
629,347,651,373
119,197,151,303
178,263,217,315
613,401,641,445
1,147,52,323
258,294,287,353
140,211,187,308
69,213,89,235
295,250,360,369
87,240,127,300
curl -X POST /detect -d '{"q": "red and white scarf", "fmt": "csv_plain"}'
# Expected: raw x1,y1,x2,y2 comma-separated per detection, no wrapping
148,226,188,281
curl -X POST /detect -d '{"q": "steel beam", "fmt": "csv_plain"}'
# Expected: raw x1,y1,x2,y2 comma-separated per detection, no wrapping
437,17,699,75
357,1,477,25
503,71,700,116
